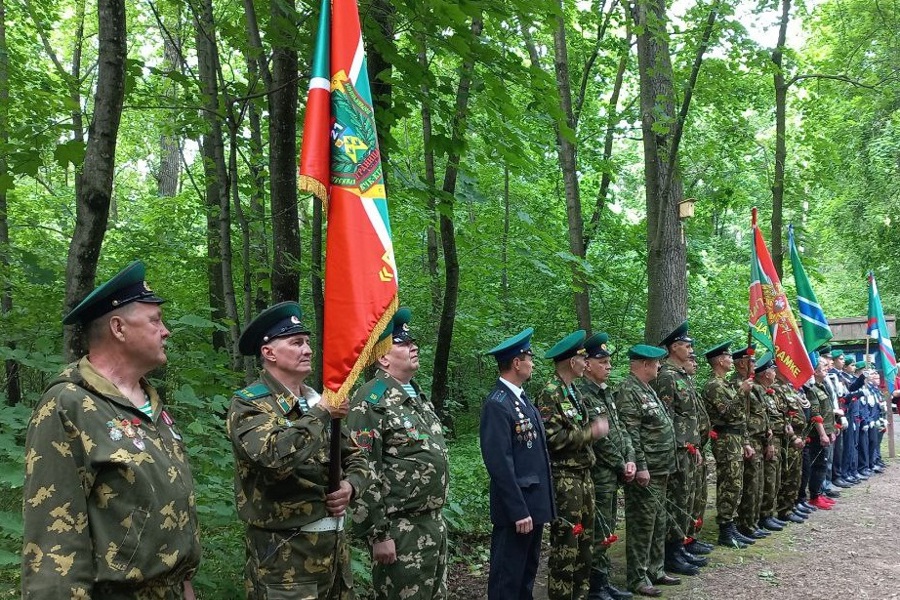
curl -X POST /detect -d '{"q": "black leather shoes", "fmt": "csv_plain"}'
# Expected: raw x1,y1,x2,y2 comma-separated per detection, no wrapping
680,547,708,567
605,583,633,600
634,584,662,597
824,489,841,498
759,518,783,532
781,512,805,524
685,540,712,555
833,478,852,488
652,575,682,586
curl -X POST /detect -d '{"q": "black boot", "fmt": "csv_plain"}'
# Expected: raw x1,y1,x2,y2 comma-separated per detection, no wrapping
685,538,714,554
718,522,748,548
588,571,614,600
731,523,756,544
679,546,709,567
664,541,700,576
605,581,633,600
759,517,783,532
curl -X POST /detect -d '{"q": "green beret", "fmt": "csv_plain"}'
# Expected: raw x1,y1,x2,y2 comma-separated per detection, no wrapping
830,349,844,359
584,332,612,358
659,320,693,347
855,360,867,370
703,339,732,360
731,344,756,360
486,327,534,363
545,330,586,362
818,345,832,357
754,352,775,373
378,307,414,344
628,344,667,360
63,260,165,326
238,301,311,356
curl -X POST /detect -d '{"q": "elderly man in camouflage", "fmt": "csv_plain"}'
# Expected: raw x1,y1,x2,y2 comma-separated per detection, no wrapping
348,308,449,600
650,322,708,577
537,330,608,600
617,344,678,598
683,351,711,551
22,261,201,600
228,302,370,600
753,355,789,532
577,333,635,600
732,346,772,541
703,341,755,549
804,357,836,510
771,370,809,524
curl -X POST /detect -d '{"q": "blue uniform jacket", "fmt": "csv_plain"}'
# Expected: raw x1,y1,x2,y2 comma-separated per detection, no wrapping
480,380,556,526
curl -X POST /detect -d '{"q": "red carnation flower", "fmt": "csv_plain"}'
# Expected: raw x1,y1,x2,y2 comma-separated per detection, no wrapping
694,517,703,529
709,431,719,440
572,523,584,536
835,422,843,430
766,388,775,395
131,418,141,426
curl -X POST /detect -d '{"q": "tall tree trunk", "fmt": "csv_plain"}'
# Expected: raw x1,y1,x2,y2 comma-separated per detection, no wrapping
0,0,21,404
418,35,441,319
269,0,300,303
633,0,717,343
157,28,182,197
63,0,127,360
771,0,791,279
431,14,483,426
194,0,231,354
551,0,591,333
363,0,395,171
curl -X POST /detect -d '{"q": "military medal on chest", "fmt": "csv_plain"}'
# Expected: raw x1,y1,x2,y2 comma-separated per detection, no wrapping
107,415,148,450
513,399,536,447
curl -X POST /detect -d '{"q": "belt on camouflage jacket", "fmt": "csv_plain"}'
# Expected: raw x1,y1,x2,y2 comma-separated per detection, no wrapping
712,425,745,435
300,515,346,533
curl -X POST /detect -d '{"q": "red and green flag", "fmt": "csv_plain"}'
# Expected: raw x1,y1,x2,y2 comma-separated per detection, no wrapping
748,208,814,387
299,0,398,405
867,271,898,392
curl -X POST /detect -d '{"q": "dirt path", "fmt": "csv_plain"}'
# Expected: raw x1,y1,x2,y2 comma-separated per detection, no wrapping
451,415,900,600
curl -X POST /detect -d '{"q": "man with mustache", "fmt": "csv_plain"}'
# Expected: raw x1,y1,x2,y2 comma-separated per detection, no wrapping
228,301,370,599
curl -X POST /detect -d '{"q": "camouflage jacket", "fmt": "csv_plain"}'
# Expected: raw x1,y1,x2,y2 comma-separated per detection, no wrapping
703,374,749,445
806,381,835,435
578,379,635,474
760,385,785,434
651,361,702,449
615,374,676,475
21,358,201,598
536,374,596,471
347,370,449,544
732,373,770,440
773,381,807,441
227,371,370,530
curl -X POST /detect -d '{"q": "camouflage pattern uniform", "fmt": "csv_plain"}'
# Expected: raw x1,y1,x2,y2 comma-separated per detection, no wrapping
227,370,370,600
805,382,833,498
734,377,770,532
774,382,807,518
578,379,634,583
704,375,748,526
537,374,596,600
690,377,711,539
22,358,201,600
651,361,702,544
759,386,785,521
616,374,676,592
348,370,449,600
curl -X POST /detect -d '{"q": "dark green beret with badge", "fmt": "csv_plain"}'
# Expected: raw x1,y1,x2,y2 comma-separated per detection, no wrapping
584,332,612,358
238,301,311,356
378,307,414,344
830,349,844,359
659,320,693,347
628,344,667,360
63,260,165,326
754,352,775,373
703,339,732,360
545,330,586,362
486,327,534,363
855,360,867,370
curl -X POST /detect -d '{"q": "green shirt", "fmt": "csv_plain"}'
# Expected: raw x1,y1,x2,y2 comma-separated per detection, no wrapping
22,358,201,598
347,370,449,544
227,370,371,530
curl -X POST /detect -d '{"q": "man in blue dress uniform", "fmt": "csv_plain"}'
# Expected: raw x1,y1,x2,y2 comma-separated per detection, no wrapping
481,328,556,600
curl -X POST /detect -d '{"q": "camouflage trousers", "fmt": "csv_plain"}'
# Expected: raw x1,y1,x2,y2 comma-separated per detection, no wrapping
666,448,697,542
243,525,352,600
711,433,744,524
760,436,783,518
777,442,803,516
737,437,764,531
687,448,708,537
94,582,191,600
549,468,595,600
623,473,669,591
373,510,448,600
590,465,621,579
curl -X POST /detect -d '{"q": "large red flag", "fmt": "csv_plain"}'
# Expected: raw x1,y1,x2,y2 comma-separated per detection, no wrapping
299,0,398,405
748,208,814,387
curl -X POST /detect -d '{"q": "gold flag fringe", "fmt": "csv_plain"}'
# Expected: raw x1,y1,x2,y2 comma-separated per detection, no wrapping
323,296,399,407
299,175,329,213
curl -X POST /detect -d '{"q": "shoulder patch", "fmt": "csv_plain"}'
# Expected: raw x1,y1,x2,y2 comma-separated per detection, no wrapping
234,383,271,401
488,389,506,403
366,380,388,404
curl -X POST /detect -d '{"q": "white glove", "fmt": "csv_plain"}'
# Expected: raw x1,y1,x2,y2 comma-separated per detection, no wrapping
841,417,849,429
835,408,845,417
863,423,870,431
870,420,876,428
868,397,876,407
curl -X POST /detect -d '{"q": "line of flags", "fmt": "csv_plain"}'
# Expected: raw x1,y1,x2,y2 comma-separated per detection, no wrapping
748,210,898,391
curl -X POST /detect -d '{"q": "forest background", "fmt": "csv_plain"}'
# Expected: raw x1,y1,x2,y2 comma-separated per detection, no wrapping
1,0,899,595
